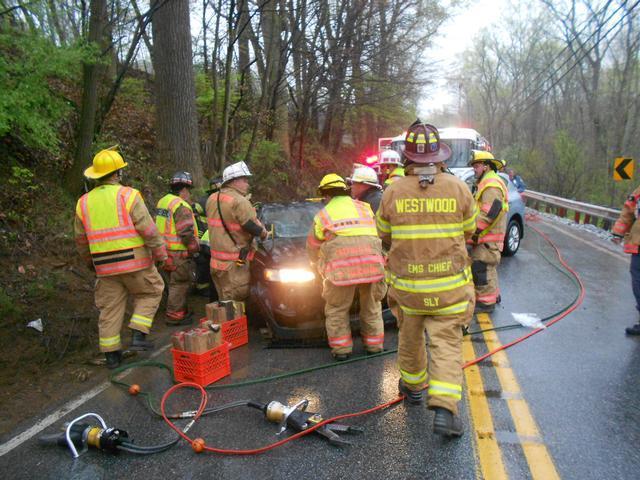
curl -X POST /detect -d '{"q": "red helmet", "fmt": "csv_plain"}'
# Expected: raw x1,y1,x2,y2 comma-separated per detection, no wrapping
403,120,451,164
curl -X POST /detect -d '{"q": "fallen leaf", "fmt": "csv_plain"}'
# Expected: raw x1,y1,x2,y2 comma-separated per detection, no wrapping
18,265,25,274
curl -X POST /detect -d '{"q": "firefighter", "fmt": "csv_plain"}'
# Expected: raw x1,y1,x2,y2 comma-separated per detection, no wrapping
74,147,167,369
347,165,382,213
307,174,387,361
468,150,509,313
156,171,200,325
384,166,405,188
377,121,477,437
378,149,403,185
206,161,267,301
612,185,640,335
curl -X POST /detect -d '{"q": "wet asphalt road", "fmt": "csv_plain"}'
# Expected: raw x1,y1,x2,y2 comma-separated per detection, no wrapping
0,214,639,479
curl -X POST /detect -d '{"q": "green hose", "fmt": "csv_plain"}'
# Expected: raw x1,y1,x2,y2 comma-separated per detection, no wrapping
465,225,581,335
109,223,582,407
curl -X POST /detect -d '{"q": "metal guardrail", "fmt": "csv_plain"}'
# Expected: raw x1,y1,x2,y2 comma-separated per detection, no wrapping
522,190,621,229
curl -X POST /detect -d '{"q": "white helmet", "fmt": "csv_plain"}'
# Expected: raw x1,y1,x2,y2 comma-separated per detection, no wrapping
222,161,252,184
379,149,402,166
347,165,380,188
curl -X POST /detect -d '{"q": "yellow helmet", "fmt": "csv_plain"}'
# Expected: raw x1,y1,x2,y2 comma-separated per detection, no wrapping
317,173,348,193
468,150,505,171
84,146,127,179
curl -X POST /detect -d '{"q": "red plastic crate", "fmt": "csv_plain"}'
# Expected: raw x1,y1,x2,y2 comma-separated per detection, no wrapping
200,315,248,350
221,315,248,350
172,343,231,387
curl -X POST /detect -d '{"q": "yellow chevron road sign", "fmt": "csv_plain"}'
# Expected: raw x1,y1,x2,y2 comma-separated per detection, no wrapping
614,157,634,181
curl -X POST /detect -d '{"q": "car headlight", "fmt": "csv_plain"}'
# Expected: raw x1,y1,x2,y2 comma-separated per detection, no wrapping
264,268,315,283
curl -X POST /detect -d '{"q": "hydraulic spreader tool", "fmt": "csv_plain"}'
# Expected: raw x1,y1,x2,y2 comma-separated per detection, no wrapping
256,399,363,446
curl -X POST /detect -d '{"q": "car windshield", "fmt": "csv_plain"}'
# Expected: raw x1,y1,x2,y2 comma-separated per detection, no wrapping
442,138,474,168
260,202,323,238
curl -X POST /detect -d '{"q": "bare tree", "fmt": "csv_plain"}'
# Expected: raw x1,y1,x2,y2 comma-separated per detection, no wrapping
65,0,108,191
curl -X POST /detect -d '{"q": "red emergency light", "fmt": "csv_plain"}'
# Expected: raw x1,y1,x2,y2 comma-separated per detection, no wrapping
365,155,378,165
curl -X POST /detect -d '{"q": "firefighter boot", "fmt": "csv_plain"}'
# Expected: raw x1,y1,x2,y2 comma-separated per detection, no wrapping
474,302,495,314
165,311,194,326
333,353,351,362
433,407,463,438
130,330,154,351
398,379,424,405
105,351,122,370
625,323,640,335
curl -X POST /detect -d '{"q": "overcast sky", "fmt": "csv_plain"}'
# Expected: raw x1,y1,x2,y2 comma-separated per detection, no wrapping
419,0,509,116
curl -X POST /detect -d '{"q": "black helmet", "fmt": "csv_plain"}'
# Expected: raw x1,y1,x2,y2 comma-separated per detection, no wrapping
208,176,223,193
170,171,193,188
403,120,451,164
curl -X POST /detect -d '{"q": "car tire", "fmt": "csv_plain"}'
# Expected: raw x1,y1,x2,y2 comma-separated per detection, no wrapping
502,218,522,257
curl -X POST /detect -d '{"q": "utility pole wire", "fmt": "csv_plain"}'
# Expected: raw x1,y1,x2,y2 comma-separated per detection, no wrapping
517,0,639,116
513,0,623,106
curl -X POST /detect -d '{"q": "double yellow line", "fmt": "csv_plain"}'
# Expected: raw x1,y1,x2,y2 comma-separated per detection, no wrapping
463,313,560,479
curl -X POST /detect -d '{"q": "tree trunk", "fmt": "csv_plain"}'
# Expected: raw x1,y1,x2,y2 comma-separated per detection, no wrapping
151,0,203,185
219,0,237,166
65,0,108,193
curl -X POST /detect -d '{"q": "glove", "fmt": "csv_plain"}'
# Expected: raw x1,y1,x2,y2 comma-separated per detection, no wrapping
187,238,200,256
160,256,176,272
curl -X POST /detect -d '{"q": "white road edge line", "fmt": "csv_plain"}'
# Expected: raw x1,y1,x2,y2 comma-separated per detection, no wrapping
538,218,627,262
0,344,171,457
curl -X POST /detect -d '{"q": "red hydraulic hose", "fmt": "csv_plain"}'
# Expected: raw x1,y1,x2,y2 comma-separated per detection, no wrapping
464,223,585,368
160,382,403,455
161,222,586,455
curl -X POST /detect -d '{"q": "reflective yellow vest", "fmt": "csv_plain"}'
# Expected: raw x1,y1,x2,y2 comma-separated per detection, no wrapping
474,171,508,243
310,196,377,243
193,202,207,238
155,194,198,251
200,229,210,247
76,184,145,254
307,196,384,286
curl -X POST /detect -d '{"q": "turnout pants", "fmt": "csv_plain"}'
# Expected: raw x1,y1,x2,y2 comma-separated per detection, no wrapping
166,255,195,321
392,299,473,415
471,243,501,305
95,266,164,352
211,261,251,301
322,279,387,355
